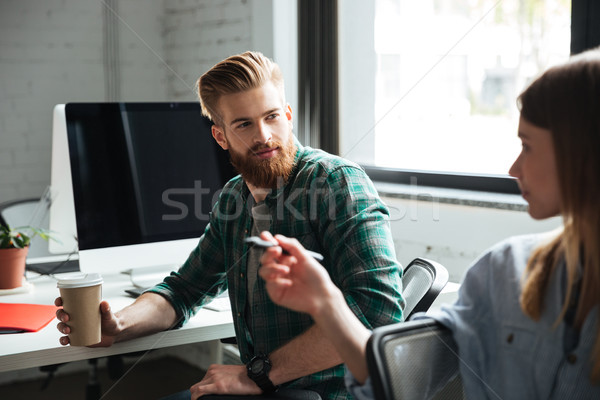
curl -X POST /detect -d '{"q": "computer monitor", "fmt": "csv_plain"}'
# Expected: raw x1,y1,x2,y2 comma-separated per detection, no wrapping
49,102,236,278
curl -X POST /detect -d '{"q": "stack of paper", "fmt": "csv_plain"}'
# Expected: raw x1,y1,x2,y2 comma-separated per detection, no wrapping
0,303,58,333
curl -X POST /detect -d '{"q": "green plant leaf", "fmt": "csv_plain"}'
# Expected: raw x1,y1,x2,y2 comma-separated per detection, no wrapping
0,224,10,235
12,235,24,249
21,232,31,247
0,225,33,248
0,236,11,249
27,226,59,242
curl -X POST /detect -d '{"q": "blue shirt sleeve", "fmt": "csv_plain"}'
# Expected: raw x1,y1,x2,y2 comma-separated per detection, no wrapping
344,366,375,400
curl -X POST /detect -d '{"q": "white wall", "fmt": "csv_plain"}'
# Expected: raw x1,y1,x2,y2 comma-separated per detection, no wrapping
164,0,253,101
0,0,102,202
0,0,163,203
383,196,562,283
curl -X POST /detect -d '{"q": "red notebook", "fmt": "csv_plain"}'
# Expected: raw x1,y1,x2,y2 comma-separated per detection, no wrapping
0,303,59,333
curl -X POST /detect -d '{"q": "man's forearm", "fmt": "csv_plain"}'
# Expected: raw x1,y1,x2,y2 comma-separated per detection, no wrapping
268,285,372,386
114,292,178,342
268,324,344,385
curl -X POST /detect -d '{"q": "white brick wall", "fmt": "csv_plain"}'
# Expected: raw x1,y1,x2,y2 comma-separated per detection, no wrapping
117,0,167,101
0,0,254,204
0,0,105,203
164,0,253,101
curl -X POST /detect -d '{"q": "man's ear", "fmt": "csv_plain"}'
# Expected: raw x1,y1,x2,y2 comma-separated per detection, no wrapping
212,125,228,150
285,104,294,132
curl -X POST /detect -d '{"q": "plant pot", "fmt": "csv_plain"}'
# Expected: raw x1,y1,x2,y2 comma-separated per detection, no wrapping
0,247,29,289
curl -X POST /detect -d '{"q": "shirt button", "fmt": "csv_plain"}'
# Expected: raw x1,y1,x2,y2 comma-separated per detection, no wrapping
506,333,514,344
567,354,577,364
237,312,242,318
240,273,244,278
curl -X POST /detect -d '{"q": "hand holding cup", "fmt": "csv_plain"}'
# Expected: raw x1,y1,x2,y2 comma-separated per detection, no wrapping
56,274,103,346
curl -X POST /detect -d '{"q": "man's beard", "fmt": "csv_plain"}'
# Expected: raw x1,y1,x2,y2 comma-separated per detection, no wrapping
227,134,297,189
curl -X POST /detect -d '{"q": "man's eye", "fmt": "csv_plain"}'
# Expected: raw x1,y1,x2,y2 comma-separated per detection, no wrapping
237,122,250,129
267,114,278,120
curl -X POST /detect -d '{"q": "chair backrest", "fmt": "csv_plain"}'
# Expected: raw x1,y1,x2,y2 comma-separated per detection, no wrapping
401,258,449,319
366,318,464,400
0,197,53,259
0,197,40,227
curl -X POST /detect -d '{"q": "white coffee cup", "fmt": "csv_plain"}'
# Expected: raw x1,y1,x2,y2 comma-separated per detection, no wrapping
57,273,103,346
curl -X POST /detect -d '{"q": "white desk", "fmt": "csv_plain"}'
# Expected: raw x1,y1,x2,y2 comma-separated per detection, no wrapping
0,272,235,373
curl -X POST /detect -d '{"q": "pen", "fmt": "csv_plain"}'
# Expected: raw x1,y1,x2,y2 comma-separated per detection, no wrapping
244,236,324,262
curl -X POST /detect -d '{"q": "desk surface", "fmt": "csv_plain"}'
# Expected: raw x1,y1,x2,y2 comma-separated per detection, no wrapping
0,272,235,373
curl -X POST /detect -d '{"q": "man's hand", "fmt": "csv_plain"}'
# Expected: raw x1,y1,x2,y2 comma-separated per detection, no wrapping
189,364,261,399
55,298,120,347
258,232,340,318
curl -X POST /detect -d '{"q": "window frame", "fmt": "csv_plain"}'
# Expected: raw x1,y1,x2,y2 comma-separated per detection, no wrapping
298,0,599,194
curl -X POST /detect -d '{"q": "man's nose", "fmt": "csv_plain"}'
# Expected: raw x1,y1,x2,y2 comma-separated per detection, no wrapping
255,121,272,144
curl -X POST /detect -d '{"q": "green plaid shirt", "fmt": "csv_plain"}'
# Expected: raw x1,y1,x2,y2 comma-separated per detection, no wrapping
149,141,404,400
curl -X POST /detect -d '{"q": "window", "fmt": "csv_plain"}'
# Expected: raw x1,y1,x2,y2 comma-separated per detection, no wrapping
338,0,571,178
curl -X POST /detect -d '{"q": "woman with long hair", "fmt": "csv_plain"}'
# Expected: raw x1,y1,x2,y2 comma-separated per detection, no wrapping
258,47,600,399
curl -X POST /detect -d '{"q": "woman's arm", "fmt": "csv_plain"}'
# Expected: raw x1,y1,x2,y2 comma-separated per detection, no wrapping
258,232,372,383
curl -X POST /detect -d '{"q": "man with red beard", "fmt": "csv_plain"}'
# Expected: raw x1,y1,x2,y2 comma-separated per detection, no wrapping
55,52,403,400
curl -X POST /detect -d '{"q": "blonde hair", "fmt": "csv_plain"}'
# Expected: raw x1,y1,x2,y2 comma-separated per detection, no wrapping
196,51,285,125
518,47,600,382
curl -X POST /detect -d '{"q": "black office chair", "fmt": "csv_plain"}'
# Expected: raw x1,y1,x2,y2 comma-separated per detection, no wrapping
401,258,449,320
366,318,464,400
0,197,40,225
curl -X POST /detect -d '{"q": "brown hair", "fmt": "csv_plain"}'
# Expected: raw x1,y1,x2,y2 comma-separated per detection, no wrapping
196,51,285,125
518,47,600,382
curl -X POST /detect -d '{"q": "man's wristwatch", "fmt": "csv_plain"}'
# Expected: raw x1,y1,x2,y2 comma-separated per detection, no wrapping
247,354,278,393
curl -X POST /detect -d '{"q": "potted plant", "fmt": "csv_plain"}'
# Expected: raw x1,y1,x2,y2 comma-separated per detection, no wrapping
0,224,53,289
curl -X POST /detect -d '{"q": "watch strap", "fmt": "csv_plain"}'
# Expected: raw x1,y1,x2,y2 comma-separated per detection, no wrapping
253,372,278,393
247,354,278,394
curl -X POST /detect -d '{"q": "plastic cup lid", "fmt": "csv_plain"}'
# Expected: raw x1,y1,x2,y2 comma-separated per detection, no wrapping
57,273,103,289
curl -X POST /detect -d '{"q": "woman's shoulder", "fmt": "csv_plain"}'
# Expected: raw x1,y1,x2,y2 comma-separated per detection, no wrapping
490,232,552,255
489,231,558,259
472,231,559,280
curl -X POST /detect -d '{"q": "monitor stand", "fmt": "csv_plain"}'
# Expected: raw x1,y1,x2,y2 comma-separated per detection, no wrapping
121,264,179,289
121,264,232,312
121,264,179,299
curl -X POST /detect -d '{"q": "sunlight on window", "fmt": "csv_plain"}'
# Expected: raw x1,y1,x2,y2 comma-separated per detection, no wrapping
369,0,571,175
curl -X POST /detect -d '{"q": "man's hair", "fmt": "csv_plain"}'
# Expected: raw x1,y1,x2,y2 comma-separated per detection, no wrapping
196,51,285,125
517,47,600,383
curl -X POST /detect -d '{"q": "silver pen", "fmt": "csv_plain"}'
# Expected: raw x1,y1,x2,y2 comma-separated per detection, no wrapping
244,236,324,262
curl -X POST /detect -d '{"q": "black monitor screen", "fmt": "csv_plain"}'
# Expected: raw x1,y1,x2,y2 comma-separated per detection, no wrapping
65,102,236,250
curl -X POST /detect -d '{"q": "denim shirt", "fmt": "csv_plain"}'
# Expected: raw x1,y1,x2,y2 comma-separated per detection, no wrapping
348,233,600,400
